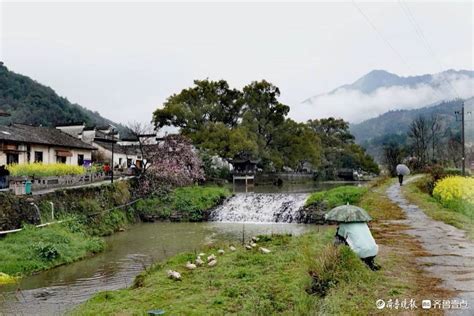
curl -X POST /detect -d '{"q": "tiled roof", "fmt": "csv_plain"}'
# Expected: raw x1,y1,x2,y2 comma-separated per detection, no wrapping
0,124,96,150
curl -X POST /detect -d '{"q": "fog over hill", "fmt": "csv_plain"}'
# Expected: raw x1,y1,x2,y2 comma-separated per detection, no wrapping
293,69,474,123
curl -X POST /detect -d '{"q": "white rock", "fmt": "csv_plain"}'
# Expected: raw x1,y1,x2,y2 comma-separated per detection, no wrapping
250,242,257,248
218,249,225,255
252,236,260,242
167,270,181,280
208,259,217,267
245,245,252,250
198,253,206,257
259,247,271,254
229,246,237,251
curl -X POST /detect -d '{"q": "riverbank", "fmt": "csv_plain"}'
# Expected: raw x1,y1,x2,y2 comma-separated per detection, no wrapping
0,222,104,279
74,177,451,314
73,231,384,315
0,185,230,278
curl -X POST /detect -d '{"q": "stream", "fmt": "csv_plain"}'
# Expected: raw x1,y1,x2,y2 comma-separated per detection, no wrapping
0,182,353,315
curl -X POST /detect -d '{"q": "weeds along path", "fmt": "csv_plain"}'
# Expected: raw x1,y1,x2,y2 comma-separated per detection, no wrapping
387,176,474,315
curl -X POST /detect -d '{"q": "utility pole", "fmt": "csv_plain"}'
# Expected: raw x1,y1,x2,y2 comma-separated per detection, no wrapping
455,102,466,176
111,130,115,184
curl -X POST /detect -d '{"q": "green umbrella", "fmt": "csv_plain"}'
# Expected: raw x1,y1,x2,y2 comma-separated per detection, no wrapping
324,204,372,223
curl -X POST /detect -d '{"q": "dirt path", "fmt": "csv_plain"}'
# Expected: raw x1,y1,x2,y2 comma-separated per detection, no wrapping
386,176,474,315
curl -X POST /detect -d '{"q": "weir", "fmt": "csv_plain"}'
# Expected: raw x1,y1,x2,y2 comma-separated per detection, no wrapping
210,193,309,223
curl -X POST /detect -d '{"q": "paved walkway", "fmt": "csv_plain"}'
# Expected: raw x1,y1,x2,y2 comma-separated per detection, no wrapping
386,176,474,315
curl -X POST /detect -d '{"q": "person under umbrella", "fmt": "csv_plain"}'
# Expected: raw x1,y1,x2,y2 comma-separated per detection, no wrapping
396,164,410,186
325,204,380,271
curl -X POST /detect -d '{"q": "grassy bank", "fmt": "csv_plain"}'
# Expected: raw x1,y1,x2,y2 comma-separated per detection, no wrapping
134,186,231,222
73,231,386,315
305,185,367,208
0,222,104,277
74,178,451,315
0,185,230,279
404,176,474,240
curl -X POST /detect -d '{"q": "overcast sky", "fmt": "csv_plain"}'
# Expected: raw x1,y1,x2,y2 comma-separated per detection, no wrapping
0,1,472,125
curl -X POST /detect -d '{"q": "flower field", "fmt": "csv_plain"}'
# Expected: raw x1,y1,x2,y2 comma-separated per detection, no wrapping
6,163,86,177
433,176,474,216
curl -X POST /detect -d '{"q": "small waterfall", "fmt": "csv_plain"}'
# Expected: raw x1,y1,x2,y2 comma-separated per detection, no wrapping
210,193,309,223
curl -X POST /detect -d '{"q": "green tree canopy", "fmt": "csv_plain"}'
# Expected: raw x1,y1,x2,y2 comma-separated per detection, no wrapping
152,79,378,175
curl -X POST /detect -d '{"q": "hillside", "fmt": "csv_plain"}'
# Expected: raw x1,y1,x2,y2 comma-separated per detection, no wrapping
0,62,128,133
350,99,463,161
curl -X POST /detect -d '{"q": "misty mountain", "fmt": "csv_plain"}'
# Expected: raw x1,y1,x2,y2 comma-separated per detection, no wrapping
0,62,128,134
299,69,474,123
350,99,464,161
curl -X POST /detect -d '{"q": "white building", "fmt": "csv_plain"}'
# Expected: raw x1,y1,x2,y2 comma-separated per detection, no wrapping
0,124,94,166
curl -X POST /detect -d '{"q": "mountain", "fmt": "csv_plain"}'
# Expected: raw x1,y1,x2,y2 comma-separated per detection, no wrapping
350,99,464,161
300,69,474,123
0,62,128,133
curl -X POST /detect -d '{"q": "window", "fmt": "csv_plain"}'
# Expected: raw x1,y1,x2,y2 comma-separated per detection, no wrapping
34,151,43,163
78,154,84,166
6,153,18,164
118,157,122,166
57,156,67,163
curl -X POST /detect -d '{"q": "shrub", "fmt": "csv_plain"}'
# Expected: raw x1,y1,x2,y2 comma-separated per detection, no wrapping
33,242,60,261
433,176,474,205
6,163,86,177
432,176,474,217
306,186,367,208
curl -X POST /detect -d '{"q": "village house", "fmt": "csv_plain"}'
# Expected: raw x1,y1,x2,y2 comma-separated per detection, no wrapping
56,123,156,170
0,124,95,166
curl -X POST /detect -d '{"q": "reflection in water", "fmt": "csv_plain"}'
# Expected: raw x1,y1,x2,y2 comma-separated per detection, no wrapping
0,222,324,315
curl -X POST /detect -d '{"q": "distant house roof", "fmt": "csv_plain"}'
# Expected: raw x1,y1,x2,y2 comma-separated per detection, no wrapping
0,109,10,117
0,124,95,150
55,122,85,127
93,140,153,156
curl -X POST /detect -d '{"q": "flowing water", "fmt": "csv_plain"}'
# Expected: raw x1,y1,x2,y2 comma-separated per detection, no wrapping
210,193,309,223
0,182,352,315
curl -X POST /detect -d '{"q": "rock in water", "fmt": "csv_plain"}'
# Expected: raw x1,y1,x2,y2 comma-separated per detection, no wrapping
167,270,181,280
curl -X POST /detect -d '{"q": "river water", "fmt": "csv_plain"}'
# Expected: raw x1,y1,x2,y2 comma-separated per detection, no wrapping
0,182,351,315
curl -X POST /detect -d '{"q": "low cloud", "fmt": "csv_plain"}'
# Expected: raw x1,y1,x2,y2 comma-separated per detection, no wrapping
290,74,474,124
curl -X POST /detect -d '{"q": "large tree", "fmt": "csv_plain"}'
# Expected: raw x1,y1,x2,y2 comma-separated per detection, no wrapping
153,79,242,134
241,80,290,149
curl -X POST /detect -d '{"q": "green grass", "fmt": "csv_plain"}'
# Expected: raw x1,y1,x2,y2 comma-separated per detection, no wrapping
404,177,474,240
73,230,389,315
134,186,231,221
0,222,104,276
305,186,367,208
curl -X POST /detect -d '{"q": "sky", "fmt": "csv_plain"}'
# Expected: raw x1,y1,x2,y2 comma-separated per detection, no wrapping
0,0,473,125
